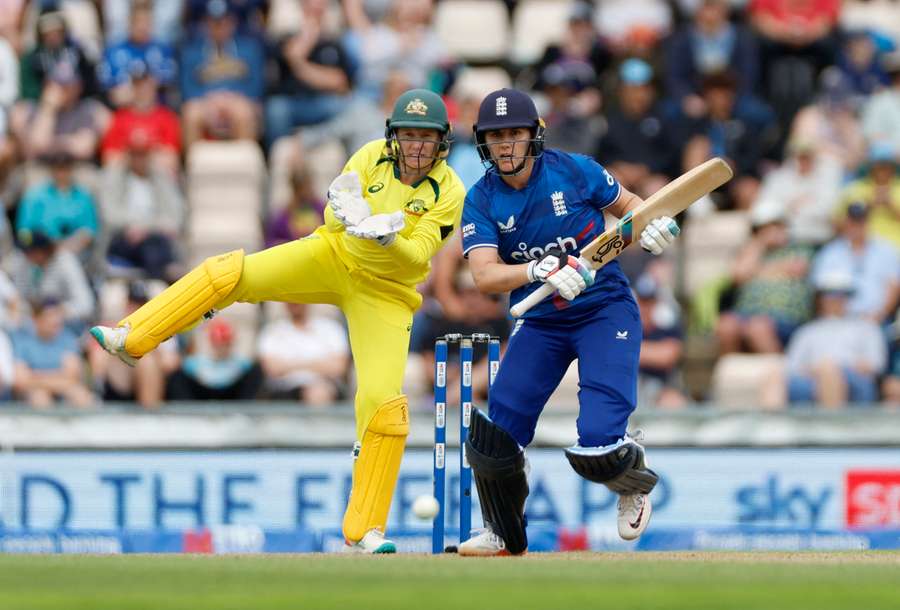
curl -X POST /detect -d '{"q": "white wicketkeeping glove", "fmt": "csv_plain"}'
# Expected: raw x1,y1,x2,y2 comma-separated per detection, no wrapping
639,216,680,255
346,211,405,246
527,250,594,301
328,171,370,227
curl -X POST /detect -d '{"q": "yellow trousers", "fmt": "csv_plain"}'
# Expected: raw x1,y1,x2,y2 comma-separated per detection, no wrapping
217,232,414,438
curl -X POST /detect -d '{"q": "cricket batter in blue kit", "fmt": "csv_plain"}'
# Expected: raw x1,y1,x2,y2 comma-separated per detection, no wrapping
458,89,680,556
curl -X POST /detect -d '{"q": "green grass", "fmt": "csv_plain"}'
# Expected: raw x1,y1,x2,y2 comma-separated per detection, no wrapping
0,552,898,610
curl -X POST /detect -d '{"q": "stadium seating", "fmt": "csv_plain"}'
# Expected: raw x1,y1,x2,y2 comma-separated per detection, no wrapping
711,353,786,409
434,0,510,63
510,0,574,66
681,211,751,297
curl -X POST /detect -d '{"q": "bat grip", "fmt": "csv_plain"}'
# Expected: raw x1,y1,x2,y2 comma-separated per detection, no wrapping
509,283,555,318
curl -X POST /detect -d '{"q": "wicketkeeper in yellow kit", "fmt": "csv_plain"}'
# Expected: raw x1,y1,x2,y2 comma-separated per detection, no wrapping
91,89,465,553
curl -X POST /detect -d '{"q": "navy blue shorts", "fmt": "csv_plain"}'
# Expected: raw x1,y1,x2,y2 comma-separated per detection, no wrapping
487,297,642,448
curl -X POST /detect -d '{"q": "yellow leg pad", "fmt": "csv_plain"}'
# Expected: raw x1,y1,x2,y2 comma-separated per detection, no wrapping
119,250,244,357
342,395,409,543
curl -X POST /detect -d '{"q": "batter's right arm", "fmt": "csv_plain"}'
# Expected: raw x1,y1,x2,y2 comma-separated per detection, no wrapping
468,247,530,294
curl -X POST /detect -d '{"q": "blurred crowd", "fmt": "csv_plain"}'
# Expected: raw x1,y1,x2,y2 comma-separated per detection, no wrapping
0,0,898,410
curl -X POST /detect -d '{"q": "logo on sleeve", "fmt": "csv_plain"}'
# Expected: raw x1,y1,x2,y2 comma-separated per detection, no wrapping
616,331,628,340
495,96,508,116
551,191,567,216
462,223,476,238
497,215,516,233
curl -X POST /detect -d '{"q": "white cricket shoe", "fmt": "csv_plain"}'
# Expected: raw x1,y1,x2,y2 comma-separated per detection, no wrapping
458,527,513,557
341,529,396,554
617,493,652,541
89,324,138,366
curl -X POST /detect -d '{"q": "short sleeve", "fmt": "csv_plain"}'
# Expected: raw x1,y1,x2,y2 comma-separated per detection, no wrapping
571,154,621,210
461,188,499,257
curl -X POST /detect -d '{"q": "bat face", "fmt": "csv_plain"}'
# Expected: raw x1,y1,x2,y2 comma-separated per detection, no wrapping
588,211,633,266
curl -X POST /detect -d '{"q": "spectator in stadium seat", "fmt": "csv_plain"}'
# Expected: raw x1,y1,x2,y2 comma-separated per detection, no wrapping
341,0,447,101
87,282,180,409
716,201,814,354
264,167,324,248
882,323,900,403
18,8,97,101
179,0,265,148
811,202,900,324
184,0,268,38
789,68,867,172
532,2,609,120
596,58,677,198
257,303,350,405
836,30,889,97
168,317,263,401
681,71,770,210
103,0,183,46
749,0,840,124
595,0,672,56
3,231,95,331
15,149,99,261
98,2,176,108
100,128,184,281
11,60,109,163
861,51,900,154
838,143,900,251
540,61,601,156
265,0,355,148
268,71,411,211
754,137,843,246
664,0,761,121
101,59,180,176
785,271,886,408
11,297,93,408
634,274,687,409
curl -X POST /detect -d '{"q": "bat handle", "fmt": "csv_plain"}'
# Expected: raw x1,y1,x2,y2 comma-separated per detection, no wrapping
509,283,555,318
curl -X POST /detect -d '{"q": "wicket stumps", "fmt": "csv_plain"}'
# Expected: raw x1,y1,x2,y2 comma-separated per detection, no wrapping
432,333,501,554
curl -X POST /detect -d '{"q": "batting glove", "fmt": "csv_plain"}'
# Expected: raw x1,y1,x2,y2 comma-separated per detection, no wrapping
527,251,595,301
640,216,680,255
346,211,405,246
328,172,370,227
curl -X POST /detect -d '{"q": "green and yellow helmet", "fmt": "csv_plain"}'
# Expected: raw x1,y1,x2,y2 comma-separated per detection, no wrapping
386,88,450,134
384,89,452,166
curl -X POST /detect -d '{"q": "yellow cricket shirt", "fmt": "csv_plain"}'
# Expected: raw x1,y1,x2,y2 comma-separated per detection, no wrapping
321,139,465,296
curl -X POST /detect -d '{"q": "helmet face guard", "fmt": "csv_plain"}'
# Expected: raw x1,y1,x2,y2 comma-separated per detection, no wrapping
386,120,453,171
473,88,545,176
474,121,545,176
385,89,452,173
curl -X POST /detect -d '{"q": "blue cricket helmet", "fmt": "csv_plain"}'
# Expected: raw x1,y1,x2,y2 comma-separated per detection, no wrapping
473,88,545,171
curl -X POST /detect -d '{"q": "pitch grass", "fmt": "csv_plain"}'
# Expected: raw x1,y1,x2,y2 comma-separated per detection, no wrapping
0,552,898,610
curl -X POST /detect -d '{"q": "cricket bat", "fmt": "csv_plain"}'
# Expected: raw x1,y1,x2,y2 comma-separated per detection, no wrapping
509,157,734,318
